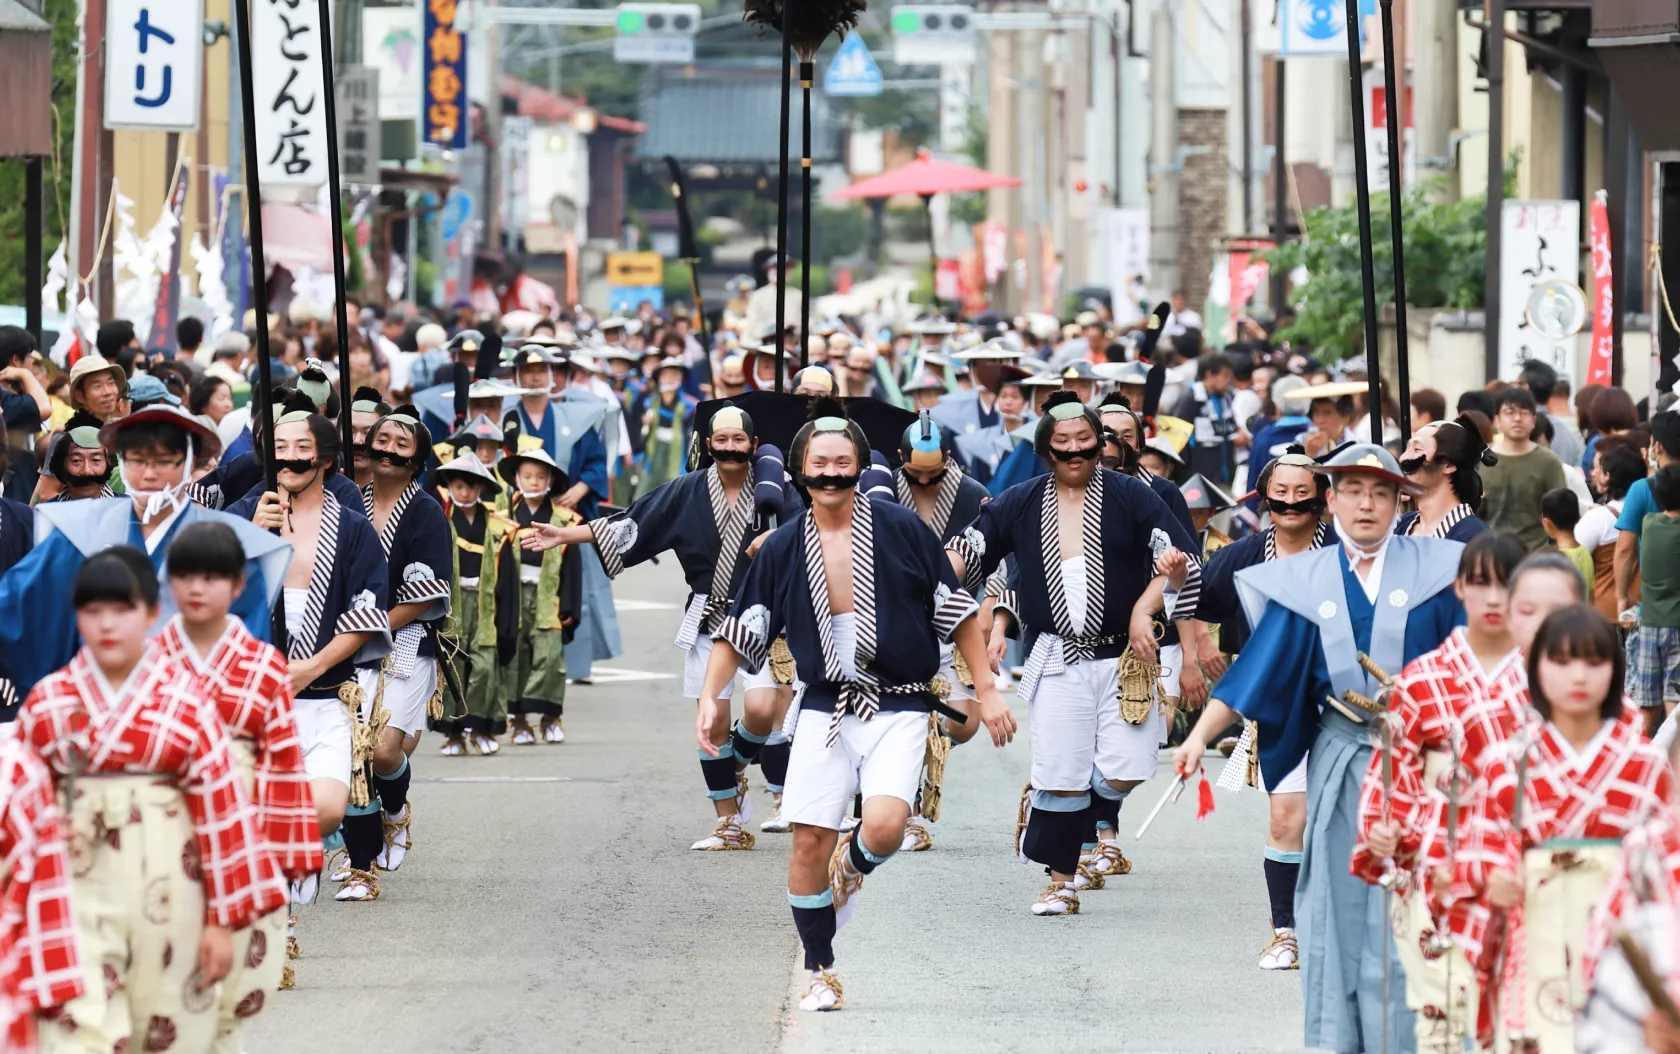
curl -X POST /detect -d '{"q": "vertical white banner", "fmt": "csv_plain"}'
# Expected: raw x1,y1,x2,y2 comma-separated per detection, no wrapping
106,0,205,131
1095,207,1150,326
253,0,331,195
1499,199,1581,381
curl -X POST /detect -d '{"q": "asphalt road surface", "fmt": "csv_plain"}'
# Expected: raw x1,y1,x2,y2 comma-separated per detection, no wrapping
251,559,1309,1054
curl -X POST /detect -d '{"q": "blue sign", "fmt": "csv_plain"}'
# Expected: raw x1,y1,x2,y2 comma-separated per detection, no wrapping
608,286,665,314
824,33,884,97
423,0,468,149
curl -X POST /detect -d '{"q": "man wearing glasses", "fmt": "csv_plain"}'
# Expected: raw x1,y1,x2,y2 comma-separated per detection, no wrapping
1481,387,1567,551
0,404,289,696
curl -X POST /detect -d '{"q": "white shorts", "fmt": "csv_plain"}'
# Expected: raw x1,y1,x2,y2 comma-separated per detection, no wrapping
682,638,779,700
358,660,438,736
1156,643,1183,700
294,693,353,788
1260,753,1310,795
781,708,927,830
1029,656,1163,790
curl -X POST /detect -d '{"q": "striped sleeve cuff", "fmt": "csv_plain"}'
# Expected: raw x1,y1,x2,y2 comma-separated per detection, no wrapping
395,578,451,606
588,516,629,578
931,585,979,643
190,482,224,510
714,616,768,674
945,535,986,595
1171,561,1203,621
336,607,390,636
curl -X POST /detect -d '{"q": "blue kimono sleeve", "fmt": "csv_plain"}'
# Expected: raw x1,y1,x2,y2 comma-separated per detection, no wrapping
569,428,609,502
909,520,979,642
1196,539,1245,628
0,532,84,694
1404,586,1466,661
231,558,276,645
391,498,453,622
587,474,692,577
1213,604,1325,782
715,530,788,674
946,480,1028,595
1133,476,1205,619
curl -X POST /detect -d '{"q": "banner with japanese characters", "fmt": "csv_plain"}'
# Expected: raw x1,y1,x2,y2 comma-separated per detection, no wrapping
1588,190,1615,387
1499,199,1581,381
423,0,468,149
253,0,330,194
106,0,204,131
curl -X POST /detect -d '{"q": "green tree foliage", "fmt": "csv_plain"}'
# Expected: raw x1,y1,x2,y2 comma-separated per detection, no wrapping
1262,162,1519,359
0,0,78,308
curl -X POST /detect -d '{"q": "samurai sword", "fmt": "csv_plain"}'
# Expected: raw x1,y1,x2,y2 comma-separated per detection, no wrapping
1135,774,1186,840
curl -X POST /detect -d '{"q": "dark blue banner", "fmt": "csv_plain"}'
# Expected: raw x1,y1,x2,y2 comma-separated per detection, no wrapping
423,0,468,149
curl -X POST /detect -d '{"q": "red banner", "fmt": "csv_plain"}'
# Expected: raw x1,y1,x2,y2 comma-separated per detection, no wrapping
1588,190,1614,387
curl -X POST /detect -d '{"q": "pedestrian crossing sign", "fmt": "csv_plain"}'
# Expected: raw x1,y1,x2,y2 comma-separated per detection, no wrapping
824,33,884,97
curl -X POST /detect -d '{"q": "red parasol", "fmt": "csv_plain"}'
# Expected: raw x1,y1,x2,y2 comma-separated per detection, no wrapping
831,151,1021,309
831,149,1023,200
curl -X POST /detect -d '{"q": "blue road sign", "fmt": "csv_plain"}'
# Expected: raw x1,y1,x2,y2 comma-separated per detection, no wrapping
824,33,884,97
609,285,665,313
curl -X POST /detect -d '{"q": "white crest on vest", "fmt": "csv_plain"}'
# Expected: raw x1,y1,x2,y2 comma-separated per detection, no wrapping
1318,600,1337,620
1388,589,1409,608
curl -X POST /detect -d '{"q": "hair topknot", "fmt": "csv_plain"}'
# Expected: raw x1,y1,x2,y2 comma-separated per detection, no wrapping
806,395,846,421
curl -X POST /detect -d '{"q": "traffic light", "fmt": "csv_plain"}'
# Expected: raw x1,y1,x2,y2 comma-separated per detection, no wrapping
892,5,977,65
614,3,701,63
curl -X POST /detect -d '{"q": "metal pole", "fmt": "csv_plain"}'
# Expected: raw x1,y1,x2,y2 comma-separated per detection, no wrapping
1271,58,1287,315
1379,3,1412,446
774,30,791,393
1483,0,1505,383
1344,0,1384,449
233,0,280,499
318,0,356,463
25,158,43,347
801,61,814,367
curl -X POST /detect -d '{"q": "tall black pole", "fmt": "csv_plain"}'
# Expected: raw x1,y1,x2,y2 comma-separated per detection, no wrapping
1343,0,1383,448
1483,0,1505,383
800,60,814,369
318,0,356,464
1378,1,1411,445
25,158,42,346
233,0,284,637
1239,0,1253,233
773,26,792,394
1270,59,1288,315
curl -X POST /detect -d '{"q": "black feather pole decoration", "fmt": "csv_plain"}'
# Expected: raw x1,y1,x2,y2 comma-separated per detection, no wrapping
742,0,867,62
743,0,867,371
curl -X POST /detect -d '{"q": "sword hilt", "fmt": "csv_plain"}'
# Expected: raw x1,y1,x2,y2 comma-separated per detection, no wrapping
1343,689,1384,716
1357,652,1395,687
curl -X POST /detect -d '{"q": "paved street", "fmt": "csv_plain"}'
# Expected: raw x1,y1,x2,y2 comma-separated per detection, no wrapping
252,559,1307,1054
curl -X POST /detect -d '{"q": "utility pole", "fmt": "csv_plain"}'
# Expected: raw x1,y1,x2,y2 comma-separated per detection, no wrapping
1414,0,1457,195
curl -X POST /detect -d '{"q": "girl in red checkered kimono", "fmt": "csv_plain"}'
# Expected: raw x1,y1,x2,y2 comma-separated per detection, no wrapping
153,522,322,1050
1576,784,1680,1053
1446,605,1672,1053
1,734,82,1054
14,547,286,1054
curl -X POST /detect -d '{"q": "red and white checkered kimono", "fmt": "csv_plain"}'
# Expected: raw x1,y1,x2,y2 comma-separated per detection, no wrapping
13,647,287,928
1446,706,1670,1043
0,735,82,1054
1580,808,1680,999
153,617,322,881
1351,629,1528,890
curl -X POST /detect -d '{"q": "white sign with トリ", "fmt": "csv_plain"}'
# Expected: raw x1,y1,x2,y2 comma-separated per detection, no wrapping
105,0,204,131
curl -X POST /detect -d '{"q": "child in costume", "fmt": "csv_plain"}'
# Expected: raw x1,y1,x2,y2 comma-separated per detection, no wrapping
433,454,514,756
493,447,582,745
15,547,284,1054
